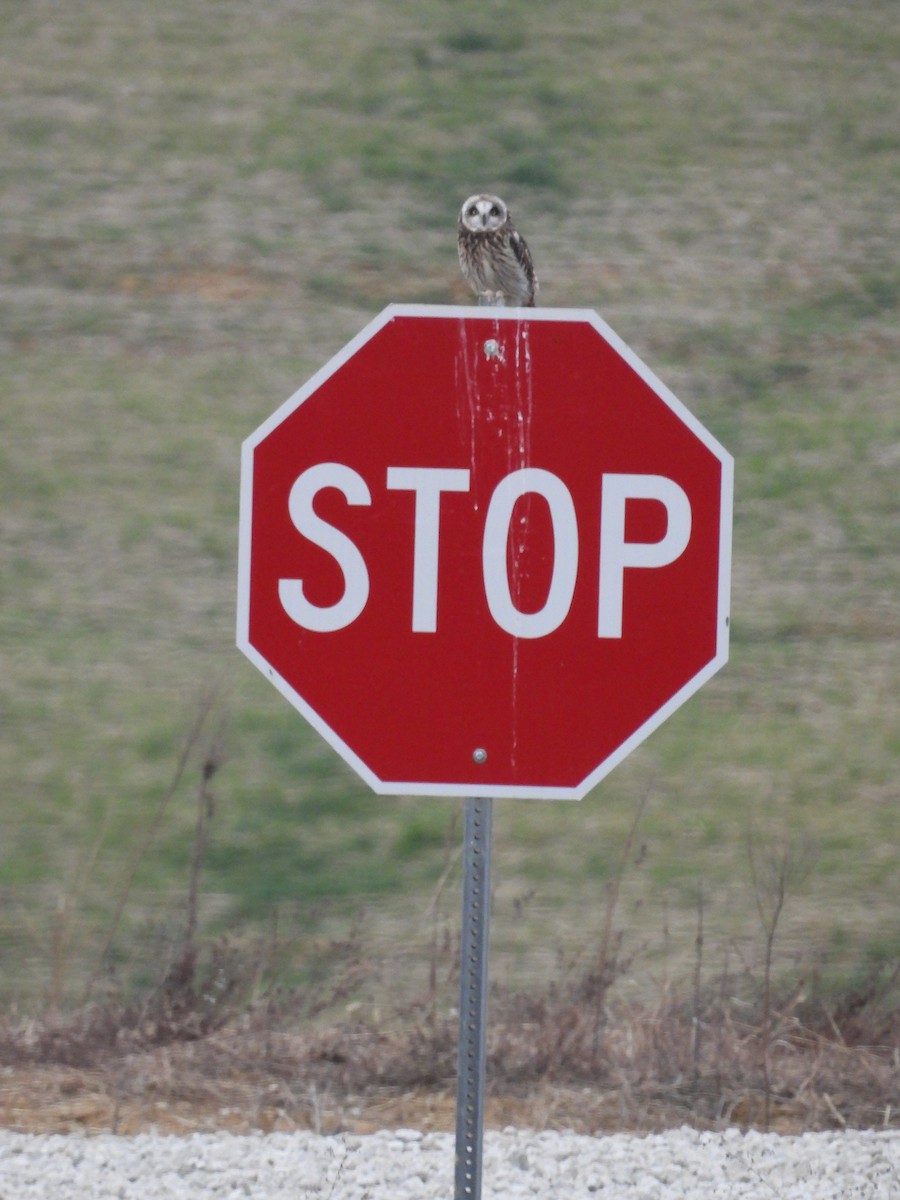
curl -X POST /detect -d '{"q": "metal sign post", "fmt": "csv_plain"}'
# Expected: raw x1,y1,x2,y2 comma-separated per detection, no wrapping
455,295,497,1200
454,796,493,1200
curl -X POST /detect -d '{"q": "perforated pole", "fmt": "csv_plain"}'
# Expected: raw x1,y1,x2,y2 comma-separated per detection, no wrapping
455,290,501,1200
454,796,493,1200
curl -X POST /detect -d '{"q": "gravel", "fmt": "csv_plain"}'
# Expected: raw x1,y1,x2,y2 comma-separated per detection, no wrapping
1,1127,898,1199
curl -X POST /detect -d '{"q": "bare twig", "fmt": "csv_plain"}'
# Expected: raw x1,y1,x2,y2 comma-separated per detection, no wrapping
183,710,228,959
747,829,817,1131
595,788,650,988
81,688,220,1006
45,809,110,1015
426,810,462,1016
690,883,705,1081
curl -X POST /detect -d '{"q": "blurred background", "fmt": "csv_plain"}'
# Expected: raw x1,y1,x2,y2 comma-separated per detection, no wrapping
1,0,897,1029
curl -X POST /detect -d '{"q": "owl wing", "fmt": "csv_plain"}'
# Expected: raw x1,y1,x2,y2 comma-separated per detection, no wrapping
509,229,537,305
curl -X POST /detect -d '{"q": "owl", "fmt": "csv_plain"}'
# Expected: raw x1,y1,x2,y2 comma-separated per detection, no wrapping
457,193,538,307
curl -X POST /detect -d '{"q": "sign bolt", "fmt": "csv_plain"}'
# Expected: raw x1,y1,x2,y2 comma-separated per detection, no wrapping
483,339,501,359
472,748,488,764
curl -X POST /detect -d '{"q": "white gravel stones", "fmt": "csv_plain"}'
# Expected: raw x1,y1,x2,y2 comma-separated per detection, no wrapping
0,1126,897,1199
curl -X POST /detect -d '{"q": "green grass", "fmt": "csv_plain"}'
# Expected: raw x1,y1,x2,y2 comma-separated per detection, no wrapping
0,0,897,1011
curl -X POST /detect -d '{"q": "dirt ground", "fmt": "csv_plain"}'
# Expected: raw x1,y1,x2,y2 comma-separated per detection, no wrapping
0,1058,854,1139
0,1063,596,1137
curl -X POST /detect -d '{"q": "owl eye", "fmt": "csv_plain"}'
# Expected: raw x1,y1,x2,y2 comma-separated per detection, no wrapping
490,205,500,217
467,205,478,217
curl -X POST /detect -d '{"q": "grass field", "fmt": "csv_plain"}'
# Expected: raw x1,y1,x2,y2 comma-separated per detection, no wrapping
1,0,898,1023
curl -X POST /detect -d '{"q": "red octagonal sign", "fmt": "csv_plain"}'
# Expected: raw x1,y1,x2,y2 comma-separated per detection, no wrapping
237,305,733,800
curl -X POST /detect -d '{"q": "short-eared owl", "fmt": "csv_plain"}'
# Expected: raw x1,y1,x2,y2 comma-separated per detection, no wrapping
457,193,537,307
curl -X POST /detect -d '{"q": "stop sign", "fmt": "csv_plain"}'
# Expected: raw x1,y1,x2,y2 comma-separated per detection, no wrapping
237,304,732,800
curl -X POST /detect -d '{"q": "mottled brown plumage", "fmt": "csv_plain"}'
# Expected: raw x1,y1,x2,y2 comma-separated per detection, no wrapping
457,193,537,307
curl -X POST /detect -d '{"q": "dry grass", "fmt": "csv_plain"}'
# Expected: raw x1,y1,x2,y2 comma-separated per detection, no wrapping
2,810,898,1138
0,937,896,1137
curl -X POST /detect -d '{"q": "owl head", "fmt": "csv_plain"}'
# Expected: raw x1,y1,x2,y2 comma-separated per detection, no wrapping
459,193,509,233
